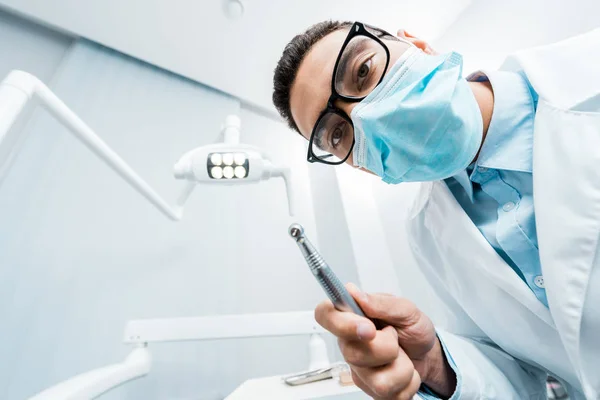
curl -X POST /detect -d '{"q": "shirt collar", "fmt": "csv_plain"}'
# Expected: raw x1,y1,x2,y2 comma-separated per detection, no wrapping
451,70,537,201
452,168,475,200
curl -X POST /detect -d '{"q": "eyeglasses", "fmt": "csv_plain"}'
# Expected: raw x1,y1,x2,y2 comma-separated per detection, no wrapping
307,22,395,165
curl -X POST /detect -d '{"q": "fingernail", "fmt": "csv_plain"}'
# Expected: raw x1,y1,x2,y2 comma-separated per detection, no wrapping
357,322,370,340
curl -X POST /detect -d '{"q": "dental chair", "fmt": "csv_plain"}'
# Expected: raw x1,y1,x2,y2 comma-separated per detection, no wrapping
29,311,362,400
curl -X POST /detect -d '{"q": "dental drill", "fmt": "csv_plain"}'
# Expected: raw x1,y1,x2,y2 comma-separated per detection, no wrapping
288,223,366,317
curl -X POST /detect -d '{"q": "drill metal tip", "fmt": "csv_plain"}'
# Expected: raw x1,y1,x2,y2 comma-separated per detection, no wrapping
288,223,304,240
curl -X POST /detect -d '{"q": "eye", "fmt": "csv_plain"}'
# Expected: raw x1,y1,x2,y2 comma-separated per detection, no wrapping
330,127,343,148
356,59,372,90
327,120,348,150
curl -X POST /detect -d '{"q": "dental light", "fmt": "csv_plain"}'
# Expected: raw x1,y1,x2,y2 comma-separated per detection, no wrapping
173,115,295,216
0,71,295,220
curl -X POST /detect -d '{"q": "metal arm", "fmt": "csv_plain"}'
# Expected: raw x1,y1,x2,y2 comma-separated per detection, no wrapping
123,311,325,344
0,70,189,220
29,346,151,400
259,161,295,217
30,312,329,399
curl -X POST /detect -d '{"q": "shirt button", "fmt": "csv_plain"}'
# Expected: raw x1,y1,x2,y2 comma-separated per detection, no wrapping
478,166,488,173
502,202,516,212
534,276,545,289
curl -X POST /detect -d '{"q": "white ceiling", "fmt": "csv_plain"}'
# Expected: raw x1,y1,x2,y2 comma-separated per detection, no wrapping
0,0,473,115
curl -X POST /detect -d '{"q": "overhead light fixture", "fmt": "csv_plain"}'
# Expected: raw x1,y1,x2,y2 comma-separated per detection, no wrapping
173,115,295,216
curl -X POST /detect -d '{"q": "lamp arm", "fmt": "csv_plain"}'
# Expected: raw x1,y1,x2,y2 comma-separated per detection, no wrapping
0,70,183,221
268,164,295,217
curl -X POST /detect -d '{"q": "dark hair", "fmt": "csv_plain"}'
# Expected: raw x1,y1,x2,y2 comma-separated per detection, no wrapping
272,20,352,133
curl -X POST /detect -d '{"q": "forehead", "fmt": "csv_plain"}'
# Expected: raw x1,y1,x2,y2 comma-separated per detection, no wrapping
289,29,349,140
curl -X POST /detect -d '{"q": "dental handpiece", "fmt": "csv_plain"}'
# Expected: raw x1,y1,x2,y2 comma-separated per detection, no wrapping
289,223,366,317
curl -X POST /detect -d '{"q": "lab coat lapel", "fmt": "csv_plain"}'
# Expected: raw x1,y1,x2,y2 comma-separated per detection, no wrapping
533,101,600,396
502,28,600,396
413,181,554,327
532,100,600,396
501,28,600,111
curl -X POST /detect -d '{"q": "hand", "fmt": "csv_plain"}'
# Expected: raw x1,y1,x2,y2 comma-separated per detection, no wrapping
395,29,436,55
314,283,455,399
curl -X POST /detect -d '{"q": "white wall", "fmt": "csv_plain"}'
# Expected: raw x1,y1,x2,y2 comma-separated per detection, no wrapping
0,9,73,187
0,9,71,80
433,0,600,74
334,168,449,326
307,162,361,288
0,19,361,399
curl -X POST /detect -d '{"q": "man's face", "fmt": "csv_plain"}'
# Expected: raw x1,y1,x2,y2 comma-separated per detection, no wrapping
289,26,426,166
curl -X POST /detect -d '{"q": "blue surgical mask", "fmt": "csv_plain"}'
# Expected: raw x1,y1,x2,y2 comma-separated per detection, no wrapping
351,46,483,183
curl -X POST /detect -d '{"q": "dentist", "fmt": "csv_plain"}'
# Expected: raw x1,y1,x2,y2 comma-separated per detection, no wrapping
272,21,600,399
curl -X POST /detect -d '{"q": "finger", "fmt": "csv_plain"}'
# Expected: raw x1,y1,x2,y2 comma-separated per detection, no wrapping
314,299,376,341
345,286,437,358
339,326,399,368
396,369,422,400
355,292,419,327
356,294,435,359
350,369,378,399
352,347,415,399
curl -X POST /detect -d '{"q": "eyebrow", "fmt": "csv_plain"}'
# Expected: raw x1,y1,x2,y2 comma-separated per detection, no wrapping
335,39,366,85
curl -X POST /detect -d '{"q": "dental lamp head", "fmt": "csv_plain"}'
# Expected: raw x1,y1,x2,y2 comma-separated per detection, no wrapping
173,115,296,216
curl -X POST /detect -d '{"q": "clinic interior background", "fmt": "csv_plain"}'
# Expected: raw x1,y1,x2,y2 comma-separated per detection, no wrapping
0,0,598,398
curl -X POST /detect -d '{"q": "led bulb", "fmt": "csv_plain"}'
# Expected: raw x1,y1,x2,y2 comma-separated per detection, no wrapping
234,166,247,178
234,153,246,165
211,166,223,179
222,153,234,166
210,153,223,165
223,166,234,179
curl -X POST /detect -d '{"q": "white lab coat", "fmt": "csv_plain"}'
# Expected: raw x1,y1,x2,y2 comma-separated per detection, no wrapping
407,28,600,399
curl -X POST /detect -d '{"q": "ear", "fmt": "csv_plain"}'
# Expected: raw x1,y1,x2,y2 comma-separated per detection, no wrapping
396,29,436,55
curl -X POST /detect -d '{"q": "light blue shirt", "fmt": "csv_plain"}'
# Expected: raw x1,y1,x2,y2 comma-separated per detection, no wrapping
420,70,544,400
445,70,547,307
